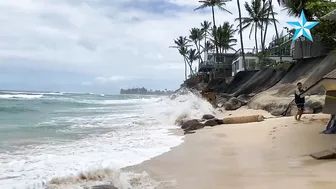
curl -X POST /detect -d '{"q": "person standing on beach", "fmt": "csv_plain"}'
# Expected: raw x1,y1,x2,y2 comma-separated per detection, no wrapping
295,82,305,121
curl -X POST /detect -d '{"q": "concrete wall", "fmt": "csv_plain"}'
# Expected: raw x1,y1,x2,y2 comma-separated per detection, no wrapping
293,40,329,59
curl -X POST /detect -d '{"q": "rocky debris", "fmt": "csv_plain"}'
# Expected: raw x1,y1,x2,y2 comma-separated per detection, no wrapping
204,119,218,127
184,122,205,131
213,118,224,124
237,94,252,106
184,130,196,135
175,114,189,126
224,97,242,110
181,119,205,133
177,113,225,132
200,90,217,107
91,184,118,189
181,119,199,129
202,114,215,120
195,82,208,91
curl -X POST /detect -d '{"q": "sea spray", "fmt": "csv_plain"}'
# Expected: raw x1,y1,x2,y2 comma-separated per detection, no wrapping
0,90,214,189
46,168,173,189
145,87,219,125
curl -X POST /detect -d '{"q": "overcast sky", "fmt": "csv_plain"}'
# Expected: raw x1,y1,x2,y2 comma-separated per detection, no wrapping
0,0,296,94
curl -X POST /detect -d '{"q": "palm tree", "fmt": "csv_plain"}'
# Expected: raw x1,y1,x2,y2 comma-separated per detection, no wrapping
195,0,232,64
213,22,237,53
236,0,246,70
189,28,204,63
278,0,313,20
204,41,215,54
170,36,192,80
201,20,212,61
186,49,201,75
266,0,282,61
235,0,275,54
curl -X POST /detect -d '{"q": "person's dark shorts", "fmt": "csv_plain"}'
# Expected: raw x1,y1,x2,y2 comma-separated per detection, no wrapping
296,104,304,111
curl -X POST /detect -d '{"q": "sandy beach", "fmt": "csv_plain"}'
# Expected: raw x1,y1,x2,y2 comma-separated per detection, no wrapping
127,108,336,189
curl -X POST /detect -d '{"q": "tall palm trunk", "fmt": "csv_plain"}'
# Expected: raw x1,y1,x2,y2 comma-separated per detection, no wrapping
186,58,194,75
211,6,219,66
183,58,187,80
270,0,282,61
237,0,246,71
255,24,258,54
197,40,203,62
260,27,264,52
260,0,266,53
262,0,271,47
194,42,201,64
204,34,207,61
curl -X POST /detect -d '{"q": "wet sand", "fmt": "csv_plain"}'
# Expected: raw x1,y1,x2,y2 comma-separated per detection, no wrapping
127,108,336,189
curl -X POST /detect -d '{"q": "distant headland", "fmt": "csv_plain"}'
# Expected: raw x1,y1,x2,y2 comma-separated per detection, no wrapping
120,87,174,95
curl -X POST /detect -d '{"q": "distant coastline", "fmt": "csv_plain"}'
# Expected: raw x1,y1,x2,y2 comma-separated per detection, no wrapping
120,87,174,95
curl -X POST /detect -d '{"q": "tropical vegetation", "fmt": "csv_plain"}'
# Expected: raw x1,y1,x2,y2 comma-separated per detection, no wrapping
170,0,336,80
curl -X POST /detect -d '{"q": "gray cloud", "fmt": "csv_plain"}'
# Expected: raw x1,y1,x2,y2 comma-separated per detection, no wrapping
0,0,295,93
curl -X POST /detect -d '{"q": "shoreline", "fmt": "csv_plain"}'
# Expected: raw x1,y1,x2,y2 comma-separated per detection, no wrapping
124,108,336,189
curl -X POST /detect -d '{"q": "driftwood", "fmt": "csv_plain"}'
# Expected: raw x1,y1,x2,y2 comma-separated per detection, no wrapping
223,115,265,124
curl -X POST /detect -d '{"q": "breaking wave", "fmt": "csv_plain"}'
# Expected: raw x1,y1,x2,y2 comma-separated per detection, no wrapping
0,88,215,189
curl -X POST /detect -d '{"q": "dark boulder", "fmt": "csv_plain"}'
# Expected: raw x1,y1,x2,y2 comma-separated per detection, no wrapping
224,97,242,110
204,119,218,127
183,122,205,131
181,119,199,129
202,114,215,120
213,118,224,124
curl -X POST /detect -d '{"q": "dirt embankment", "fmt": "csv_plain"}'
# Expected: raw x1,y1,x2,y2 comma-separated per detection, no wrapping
249,51,336,115
189,51,336,116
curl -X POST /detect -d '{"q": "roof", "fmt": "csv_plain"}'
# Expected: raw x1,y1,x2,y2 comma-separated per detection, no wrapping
324,69,336,79
301,69,336,95
322,8,336,20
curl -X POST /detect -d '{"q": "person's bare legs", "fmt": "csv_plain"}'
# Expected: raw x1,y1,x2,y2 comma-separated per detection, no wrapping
297,109,304,121
299,108,304,121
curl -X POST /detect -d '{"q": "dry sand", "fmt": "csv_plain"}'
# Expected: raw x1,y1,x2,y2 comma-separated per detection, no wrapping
127,108,336,189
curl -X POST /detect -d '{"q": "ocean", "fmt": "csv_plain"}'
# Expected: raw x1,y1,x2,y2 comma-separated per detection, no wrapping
0,89,216,189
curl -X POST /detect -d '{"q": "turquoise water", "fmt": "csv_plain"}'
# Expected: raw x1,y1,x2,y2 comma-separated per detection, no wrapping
0,91,156,151
0,89,217,188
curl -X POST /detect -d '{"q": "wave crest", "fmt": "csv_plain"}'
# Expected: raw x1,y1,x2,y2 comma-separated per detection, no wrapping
145,87,218,125
0,94,43,99
46,168,171,189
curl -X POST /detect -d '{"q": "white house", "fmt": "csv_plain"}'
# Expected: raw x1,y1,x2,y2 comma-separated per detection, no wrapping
231,55,293,76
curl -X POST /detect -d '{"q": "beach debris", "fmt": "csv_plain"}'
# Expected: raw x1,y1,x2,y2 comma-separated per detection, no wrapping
223,115,265,124
181,119,205,133
184,131,196,135
91,184,118,189
181,119,200,129
202,114,215,120
310,150,336,160
224,97,242,111
204,119,218,127
213,118,224,124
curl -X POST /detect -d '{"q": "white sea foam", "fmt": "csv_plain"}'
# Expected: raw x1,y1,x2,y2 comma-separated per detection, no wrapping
50,97,161,106
0,88,215,189
0,94,43,99
145,88,219,125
